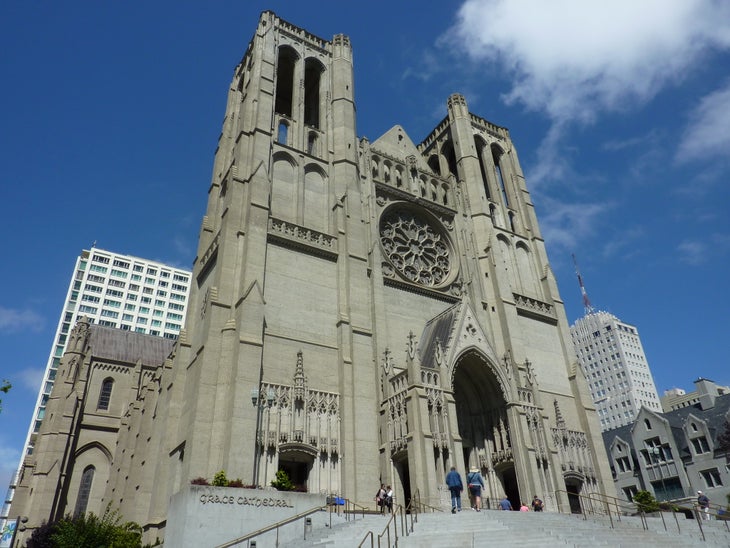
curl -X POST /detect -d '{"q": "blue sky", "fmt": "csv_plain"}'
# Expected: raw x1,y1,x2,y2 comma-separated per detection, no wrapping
1,1,729,492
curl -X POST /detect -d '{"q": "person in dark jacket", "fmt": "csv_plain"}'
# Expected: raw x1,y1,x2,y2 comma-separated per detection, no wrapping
445,467,463,513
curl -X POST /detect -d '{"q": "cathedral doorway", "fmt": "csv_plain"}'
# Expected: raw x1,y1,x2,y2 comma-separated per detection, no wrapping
565,477,583,513
393,457,412,512
277,449,314,491
453,350,518,508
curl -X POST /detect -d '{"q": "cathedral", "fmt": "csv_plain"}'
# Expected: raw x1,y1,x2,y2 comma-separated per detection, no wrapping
11,11,614,544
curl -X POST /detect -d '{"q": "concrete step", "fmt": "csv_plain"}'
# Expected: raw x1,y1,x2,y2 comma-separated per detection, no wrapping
274,507,730,548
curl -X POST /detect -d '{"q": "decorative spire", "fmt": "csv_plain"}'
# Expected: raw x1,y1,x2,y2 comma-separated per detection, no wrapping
293,350,306,402
554,399,566,431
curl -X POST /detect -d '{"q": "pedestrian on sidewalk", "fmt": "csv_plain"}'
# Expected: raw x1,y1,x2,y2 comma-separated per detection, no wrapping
445,467,463,514
519,501,529,512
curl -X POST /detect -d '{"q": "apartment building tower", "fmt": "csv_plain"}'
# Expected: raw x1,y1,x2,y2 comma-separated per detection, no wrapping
571,310,662,432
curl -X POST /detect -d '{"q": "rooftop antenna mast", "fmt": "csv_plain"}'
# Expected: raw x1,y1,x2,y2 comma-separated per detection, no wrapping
572,254,594,315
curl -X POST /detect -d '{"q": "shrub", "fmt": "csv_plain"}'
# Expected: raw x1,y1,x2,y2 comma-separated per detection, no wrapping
228,478,245,488
212,470,229,487
633,490,660,513
28,505,142,548
191,477,210,485
271,469,294,491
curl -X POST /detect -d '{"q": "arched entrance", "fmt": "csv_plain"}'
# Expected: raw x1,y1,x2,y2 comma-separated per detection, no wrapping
453,351,520,510
277,445,316,491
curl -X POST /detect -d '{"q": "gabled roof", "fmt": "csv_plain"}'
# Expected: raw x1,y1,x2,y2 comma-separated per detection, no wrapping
370,125,431,172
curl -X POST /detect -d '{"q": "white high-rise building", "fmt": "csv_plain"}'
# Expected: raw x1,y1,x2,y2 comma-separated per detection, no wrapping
570,311,662,432
1,247,191,530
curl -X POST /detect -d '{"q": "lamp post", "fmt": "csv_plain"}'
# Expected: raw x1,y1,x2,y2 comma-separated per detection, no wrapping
251,386,275,488
651,446,667,501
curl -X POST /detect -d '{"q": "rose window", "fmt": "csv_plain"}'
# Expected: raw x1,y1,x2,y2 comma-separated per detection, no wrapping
380,207,452,287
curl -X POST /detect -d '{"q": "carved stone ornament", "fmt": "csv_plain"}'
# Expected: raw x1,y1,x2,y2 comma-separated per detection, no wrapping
379,205,453,288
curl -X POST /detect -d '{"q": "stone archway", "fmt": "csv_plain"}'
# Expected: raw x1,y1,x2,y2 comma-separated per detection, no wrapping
453,350,519,509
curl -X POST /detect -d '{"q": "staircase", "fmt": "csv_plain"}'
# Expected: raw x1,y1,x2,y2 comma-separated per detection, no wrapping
277,508,730,547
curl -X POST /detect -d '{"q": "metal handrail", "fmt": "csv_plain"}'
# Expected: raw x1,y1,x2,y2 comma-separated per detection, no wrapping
554,489,647,531
214,503,329,548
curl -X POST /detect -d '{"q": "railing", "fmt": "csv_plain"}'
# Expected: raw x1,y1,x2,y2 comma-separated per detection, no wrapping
214,503,330,548
554,489,648,532
358,488,442,547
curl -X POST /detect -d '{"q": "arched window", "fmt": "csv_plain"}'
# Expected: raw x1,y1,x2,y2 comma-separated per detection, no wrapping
307,132,317,155
304,58,324,128
275,46,297,117
644,418,652,430
491,144,509,207
277,121,289,145
73,466,95,518
97,378,113,410
475,136,492,200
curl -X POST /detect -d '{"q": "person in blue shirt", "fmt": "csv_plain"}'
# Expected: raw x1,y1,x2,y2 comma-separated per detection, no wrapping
499,495,513,511
445,467,464,513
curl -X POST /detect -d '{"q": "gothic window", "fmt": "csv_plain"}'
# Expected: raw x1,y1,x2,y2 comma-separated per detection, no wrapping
275,46,297,117
491,144,509,207
691,436,710,454
97,378,113,410
379,205,453,287
278,121,289,145
442,140,457,177
307,132,317,155
427,155,440,175
304,58,324,128
73,466,94,518
475,136,492,200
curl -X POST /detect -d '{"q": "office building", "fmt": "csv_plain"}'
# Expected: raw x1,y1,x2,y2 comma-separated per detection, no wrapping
571,311,662,432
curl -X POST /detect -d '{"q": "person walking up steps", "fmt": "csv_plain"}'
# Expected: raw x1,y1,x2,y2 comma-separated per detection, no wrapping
466,467,485,511
445,467,463,514
531,495,544,512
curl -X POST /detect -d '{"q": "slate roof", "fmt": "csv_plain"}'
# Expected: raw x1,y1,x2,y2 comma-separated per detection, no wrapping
603,394,730,457
417,302,461,369
89,324,175,366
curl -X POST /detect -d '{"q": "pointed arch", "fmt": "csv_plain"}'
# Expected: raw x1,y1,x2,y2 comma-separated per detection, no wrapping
304,57,325,128
271,151,297,221
275,46,299,118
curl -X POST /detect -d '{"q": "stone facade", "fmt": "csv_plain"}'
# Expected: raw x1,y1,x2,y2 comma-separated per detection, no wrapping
11,11,615,544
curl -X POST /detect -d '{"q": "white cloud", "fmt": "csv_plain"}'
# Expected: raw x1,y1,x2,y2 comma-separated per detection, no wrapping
677,239,706,265
539,198,610,251
15,367,45,392
447,0,730,125
677,80,730,162
0,306,44,333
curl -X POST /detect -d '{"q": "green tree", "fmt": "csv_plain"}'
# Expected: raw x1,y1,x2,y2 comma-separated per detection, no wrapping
0,379,10,414
633,490,660,513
